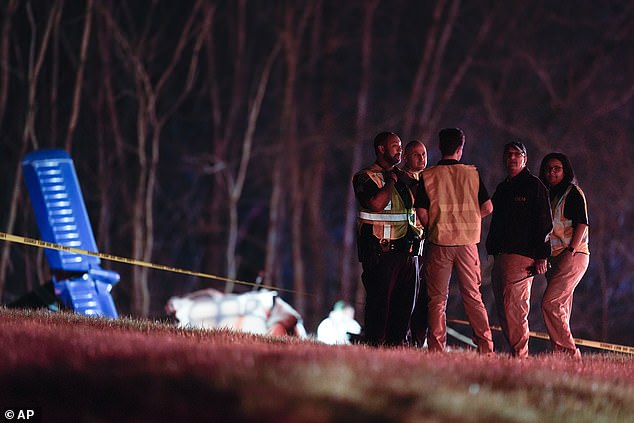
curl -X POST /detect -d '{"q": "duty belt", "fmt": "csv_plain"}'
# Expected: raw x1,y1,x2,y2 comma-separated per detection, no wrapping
379,237,414,253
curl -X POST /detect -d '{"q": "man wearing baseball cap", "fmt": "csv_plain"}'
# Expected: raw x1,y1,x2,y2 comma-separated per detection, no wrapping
485,141,553,358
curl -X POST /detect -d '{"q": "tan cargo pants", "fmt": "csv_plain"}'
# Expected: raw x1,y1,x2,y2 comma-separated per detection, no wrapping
424,243,494,353
542,251,589,358
492,253,535,358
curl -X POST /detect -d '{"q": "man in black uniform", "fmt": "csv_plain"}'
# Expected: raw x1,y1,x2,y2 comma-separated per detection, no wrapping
353,131,422,346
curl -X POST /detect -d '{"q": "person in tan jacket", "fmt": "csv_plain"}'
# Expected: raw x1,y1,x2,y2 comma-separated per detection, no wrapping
539,152,589,359
414,128,494,353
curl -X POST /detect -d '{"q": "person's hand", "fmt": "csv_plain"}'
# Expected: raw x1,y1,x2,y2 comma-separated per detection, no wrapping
534,258,548,274
384,170,397,184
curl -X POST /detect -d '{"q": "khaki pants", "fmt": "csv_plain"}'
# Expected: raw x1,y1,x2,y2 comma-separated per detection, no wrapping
492,253,534,358
543,251,589,356
424,243,493,353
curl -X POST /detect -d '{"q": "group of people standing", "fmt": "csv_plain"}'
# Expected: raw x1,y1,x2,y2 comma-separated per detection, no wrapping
352,129,589,358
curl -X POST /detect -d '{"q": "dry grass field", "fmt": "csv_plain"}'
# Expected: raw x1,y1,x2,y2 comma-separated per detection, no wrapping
0,307,632,422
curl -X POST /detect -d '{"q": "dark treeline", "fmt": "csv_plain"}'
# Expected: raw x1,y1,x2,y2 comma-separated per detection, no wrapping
0,0,632,344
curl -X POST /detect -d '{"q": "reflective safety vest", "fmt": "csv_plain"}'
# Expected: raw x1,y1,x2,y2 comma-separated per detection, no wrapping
550,184,589,256
356,168,421,241
423,164,481,246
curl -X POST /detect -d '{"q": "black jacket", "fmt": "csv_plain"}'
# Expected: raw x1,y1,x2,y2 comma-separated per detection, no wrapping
486,167,552,259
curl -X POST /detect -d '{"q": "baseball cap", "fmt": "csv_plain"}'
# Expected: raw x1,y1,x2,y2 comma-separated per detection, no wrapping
504,141,527,156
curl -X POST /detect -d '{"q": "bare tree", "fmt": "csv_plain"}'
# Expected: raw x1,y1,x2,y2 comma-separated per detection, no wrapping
0,0,19,129
199,2,225,281
404,0,494,139
195,2,280,291
340,0,380,312
99,1,205,315
93,6,128,255
301,0,327,324
0,0,62,298
46,0,63,147
223,43,280,290
63,0,93,151
275,1,316,314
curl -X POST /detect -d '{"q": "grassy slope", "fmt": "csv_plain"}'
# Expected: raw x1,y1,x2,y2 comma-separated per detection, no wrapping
0,308,632,423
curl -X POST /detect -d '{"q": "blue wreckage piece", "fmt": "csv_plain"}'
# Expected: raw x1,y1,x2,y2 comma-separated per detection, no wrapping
22,149,119,318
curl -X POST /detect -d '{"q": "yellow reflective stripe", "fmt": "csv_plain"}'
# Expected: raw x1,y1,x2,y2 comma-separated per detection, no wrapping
358,211,410,222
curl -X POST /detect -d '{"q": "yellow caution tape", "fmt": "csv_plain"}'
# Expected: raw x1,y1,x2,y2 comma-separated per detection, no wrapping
447,318,634,355
3,231,632,354
0,231,296,295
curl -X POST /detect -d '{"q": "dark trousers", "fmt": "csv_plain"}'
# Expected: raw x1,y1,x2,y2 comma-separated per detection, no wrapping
361,252,418,346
